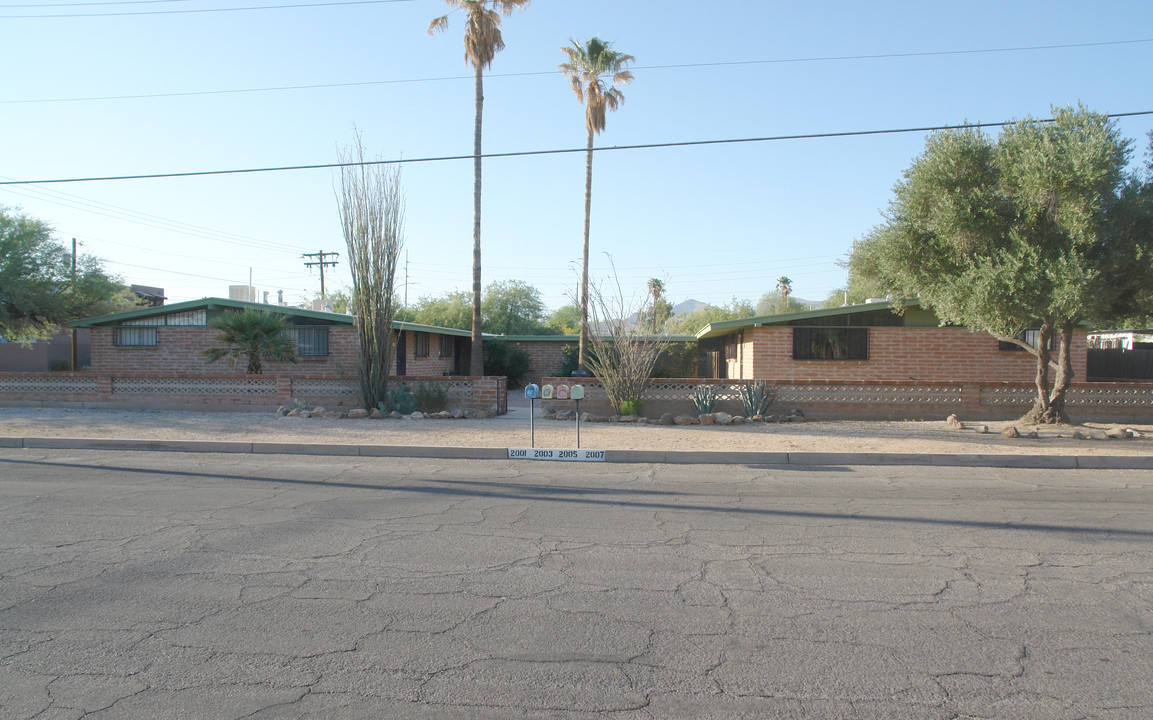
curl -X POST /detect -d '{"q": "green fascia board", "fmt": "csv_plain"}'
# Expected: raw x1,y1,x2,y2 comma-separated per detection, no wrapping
501,334,696,343
694,299,922,339
71,298,471,336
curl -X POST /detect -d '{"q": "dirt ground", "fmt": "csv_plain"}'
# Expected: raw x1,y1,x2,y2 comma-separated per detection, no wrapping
0,405,1149,456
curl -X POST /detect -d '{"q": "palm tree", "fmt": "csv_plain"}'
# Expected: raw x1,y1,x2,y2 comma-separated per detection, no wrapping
777,276,793,304
647,277,664,332
559,37,634,373
202,309,299,375
429,0,530,377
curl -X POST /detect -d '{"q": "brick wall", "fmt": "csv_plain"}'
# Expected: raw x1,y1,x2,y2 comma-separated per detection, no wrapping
738,326,1089,383
511,340,575,384
400,331,458,377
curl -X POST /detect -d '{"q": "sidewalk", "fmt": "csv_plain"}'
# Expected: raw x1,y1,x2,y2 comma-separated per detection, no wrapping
1,406,1150,468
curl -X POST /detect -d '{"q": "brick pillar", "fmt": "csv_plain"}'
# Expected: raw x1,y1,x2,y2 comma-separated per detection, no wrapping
97,375,113,398
276,376,293,402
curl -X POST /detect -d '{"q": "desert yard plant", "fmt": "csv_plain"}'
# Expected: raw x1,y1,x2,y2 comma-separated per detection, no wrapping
202,308,298,375
691,384,719,415
381,385,416,414
737,380,775,417
584,258,668,414
413,382,449,412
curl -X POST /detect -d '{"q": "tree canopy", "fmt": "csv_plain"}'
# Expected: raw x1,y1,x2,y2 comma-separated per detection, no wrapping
848,105,1152,422
481,279,547,335
0,206,138,342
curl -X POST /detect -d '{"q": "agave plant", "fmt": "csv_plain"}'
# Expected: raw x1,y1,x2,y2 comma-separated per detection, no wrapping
737,380,775,417
691,384,719,415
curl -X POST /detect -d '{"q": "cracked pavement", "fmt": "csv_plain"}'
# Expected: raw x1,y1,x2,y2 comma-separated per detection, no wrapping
1,449,1151,719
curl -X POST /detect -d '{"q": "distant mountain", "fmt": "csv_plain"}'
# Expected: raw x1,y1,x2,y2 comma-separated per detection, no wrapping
671,299,708,316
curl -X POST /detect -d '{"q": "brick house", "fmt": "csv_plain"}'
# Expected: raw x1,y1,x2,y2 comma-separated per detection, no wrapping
71,298,471,379
694,299,1088,383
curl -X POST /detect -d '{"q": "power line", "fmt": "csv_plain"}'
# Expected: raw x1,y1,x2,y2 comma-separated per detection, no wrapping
1,0,413,19
4,110,1151,187
6,37,1151,105
0,1,193,7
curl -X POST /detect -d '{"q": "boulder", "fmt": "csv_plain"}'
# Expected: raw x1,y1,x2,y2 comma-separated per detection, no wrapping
389,410,402,419
658,412,675,426
347,408,369,419
311,407,327,416
1072,427,1108,440
674,415,698,426
275,405,289,417
299,410,312,419
763,414,778,423
1002,426,1020,438
781,410,805,423
370,408,385,419
750,415,763,422
973,424,989,434
555,410,574,421
714,412,733,426
946,414,964,430
731,415,745,425
698,414,715,426
451,409,464,419
475,409,491,419
410,411,424,420
287,408,301,417
617,414,640,423
1106,427,1134,439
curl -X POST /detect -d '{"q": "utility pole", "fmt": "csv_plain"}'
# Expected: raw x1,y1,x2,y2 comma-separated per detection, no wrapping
302,250,339,299
70,238,78,371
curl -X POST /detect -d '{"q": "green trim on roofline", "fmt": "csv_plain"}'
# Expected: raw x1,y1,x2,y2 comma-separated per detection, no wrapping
501,334,697,343
70,298,470,336
695,298,923,339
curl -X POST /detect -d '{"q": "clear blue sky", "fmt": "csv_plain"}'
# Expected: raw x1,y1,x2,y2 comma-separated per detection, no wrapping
3,0,1151,315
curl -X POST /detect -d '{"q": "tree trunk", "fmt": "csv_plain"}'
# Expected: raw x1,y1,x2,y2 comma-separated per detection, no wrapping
469,63,485,377
247,353,262,375
1019,320,1054,424
577,127,594,375
1046,320,1075,423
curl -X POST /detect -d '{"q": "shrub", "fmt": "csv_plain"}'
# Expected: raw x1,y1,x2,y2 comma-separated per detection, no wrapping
652,342,697,378
482,340,531,388
691,384,719,414
413,382,448,412
618,398,644,416
737,380,775,417
383,385,416,414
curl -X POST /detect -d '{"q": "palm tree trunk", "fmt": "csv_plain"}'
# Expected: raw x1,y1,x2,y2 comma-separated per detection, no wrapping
578,127,594,374
470,63,485,376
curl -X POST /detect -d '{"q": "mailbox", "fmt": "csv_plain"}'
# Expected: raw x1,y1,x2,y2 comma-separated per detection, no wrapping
569,384,585,400
556,384,570,400
524,384,540,400
541,384,555,400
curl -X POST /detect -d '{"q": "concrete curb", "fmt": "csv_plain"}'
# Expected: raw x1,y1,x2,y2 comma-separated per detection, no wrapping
4,437,1153,469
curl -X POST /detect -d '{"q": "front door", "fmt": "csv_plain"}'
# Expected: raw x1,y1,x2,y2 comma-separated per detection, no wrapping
395,331,406,376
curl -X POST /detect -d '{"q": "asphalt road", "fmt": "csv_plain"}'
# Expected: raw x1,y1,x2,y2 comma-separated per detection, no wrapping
1,449,1151,719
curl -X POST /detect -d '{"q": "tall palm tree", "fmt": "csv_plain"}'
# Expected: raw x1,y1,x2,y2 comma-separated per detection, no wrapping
559,37,634,374
647,277,664,332
429,0,530,376
202,309,299,375
777,276,793,304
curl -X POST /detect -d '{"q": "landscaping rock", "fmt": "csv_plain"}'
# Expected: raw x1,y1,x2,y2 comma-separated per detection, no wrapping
1025,431,1039,439
1072,427,1108,440
617,414,640,423
973,424,989,434
1002,426,1020,438
763,414,778,423
698,413,715,426
275,406,289,417
781,410,805,423
555,410,574,421
658,412,675,426
731,415,745,425
389,410,402,419
674,415,698,426
714,412,733,426
946,414,964,430
311,407,327,416
451,409,464,419
287,408,301,417
410,411,424,420
299,410,312,419
347,408,369,419
475,409,491,419
370,408,385,419
750,415,763,422
1106,427,1135,439
582,413,608,423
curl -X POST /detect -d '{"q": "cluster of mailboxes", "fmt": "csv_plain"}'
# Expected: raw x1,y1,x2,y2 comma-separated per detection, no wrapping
524,384,585,401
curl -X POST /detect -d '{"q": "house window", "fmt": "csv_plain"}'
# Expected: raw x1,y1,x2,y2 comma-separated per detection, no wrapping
793,327,868,360
284,326,329,357
165,309,207,326
439,335,453,358
414,332,430,358
113,326,157,347
999,329,1055,352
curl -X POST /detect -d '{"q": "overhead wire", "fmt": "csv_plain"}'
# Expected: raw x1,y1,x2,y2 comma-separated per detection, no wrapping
4,110,1151,187
1,0,414,19
6,37,1150,105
